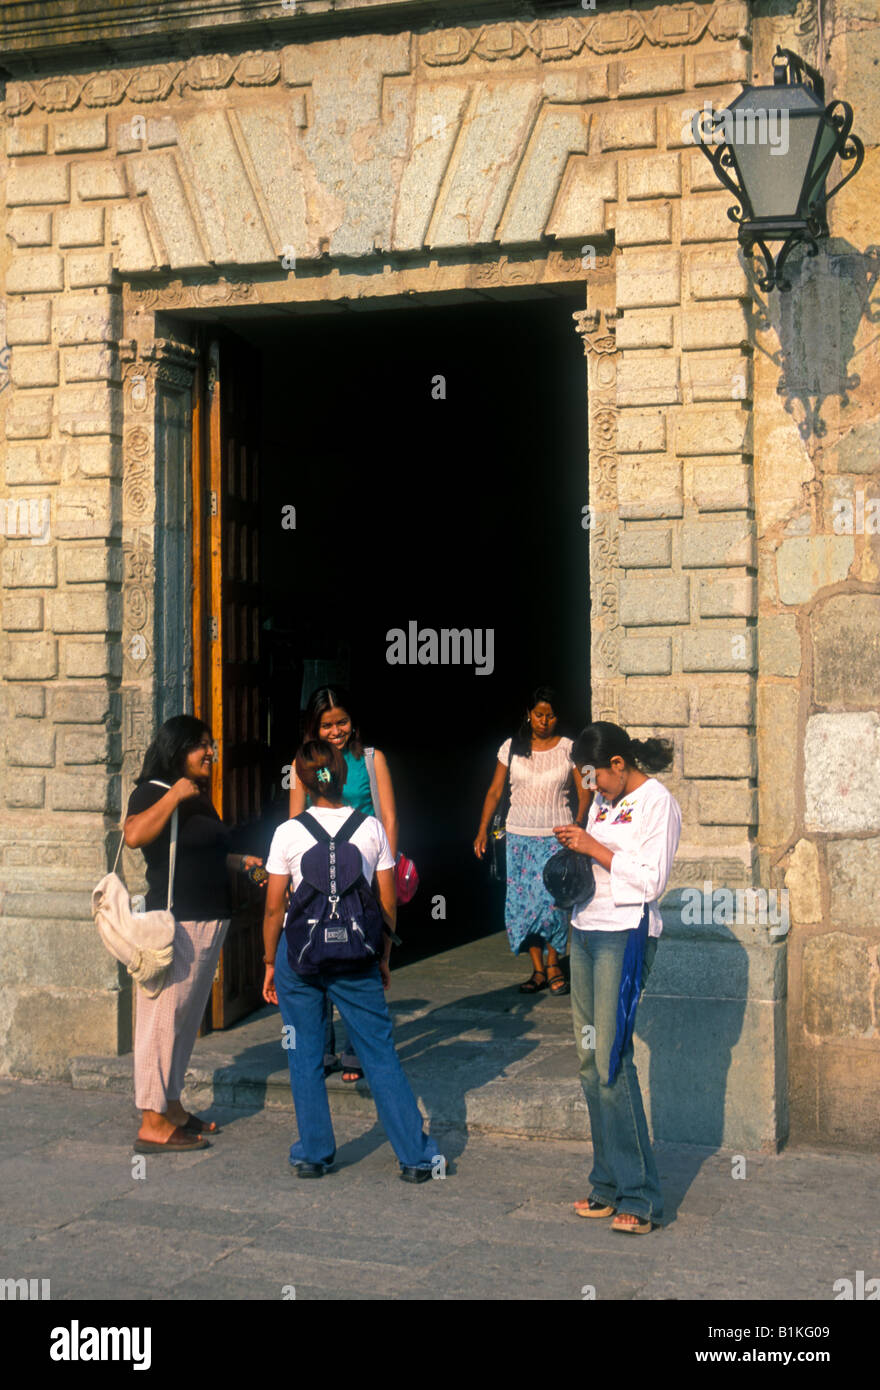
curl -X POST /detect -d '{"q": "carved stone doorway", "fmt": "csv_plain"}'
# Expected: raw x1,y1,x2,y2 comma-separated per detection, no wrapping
158,286,591,1017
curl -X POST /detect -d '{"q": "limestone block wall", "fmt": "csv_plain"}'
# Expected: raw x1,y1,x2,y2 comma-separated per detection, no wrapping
749,0,880,1150
0,0,796,1148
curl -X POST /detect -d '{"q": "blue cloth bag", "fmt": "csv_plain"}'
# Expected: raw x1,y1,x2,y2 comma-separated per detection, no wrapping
606,906,650,1085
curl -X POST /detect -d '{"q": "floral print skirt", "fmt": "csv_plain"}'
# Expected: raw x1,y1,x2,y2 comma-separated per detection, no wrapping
504,833,570,956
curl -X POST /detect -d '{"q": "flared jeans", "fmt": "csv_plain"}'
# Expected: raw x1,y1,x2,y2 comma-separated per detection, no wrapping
569,917,663,1222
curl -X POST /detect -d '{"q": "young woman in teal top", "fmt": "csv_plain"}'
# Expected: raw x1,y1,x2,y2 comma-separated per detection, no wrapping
289,686,398,1080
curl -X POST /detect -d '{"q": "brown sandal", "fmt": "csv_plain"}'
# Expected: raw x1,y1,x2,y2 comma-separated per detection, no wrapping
133,1125,210,1154
181,1114,221,1135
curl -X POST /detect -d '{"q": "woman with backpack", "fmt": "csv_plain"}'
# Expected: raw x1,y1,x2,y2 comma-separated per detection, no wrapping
263,739,439,1182
124,715,265,1152
288,686,397,1082
473,687,591,995
553,722,682,1234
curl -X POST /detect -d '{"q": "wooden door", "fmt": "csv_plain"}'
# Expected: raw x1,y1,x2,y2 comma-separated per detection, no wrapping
193,329,267,1029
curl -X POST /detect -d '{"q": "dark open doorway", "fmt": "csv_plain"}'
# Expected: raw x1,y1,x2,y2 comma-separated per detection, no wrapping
188,292,589,975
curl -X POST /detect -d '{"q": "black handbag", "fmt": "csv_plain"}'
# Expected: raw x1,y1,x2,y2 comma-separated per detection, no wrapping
487,760,512,884
543,847,596,909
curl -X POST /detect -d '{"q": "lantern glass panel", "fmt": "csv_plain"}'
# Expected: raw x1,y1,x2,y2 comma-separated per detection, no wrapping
727,85,824,220
805,120,840,206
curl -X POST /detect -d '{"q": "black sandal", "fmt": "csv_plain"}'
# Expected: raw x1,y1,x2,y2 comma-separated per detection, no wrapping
547,966,569,996
519,970,548,993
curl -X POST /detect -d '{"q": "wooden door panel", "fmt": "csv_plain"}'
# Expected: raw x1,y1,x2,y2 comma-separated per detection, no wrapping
193,328,267,1030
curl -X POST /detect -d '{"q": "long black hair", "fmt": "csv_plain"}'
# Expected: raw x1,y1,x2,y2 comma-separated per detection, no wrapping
572,721,673,775
302,685,363,759
136,715,213,785
510,685,563,761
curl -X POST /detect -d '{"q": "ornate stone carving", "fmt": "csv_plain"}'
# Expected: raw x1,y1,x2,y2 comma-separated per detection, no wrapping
82,71,128,106
35,76,82,111
574,302,622,684
419,2,730,68
125,426,151,461
5,82,34,116
572,309,621,358
128,65,180,103
642,3,713,47
121,684,150,780
181,55,236,91
234,51,282,87
535,19,587,63
193,278,258,306
583,13,644,55
4,5,748,118
471,255,539,288
591,681,619,723
421,28,476,66
474,23,534,62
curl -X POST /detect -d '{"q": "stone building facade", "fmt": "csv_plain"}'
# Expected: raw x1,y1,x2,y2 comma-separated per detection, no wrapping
0,0,878,1149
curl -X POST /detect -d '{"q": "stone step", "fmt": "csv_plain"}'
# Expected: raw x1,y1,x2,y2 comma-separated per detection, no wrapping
70,1046,589,1142
69,937,589,1140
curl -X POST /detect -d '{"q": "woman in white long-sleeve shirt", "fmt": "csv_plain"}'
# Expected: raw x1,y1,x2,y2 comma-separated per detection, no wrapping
554,722,682,1234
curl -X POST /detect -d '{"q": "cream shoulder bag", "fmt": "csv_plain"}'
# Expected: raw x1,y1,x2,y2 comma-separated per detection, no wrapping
91,781,178,998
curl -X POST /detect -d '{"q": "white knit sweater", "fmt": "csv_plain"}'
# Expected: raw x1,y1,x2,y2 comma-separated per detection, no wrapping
497,737,574,836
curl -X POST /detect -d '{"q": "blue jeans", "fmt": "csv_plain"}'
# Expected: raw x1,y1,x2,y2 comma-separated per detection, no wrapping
569,919,663,1222
274,940,438,1172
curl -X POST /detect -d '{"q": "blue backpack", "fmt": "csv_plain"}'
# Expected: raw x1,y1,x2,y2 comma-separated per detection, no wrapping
283,810,388,976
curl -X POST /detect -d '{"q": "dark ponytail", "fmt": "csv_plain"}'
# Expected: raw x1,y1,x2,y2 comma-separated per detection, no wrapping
572,721,673,775
295,738,347,800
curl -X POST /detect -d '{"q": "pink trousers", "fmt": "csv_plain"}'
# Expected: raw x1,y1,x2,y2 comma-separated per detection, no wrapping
134,917,229,1112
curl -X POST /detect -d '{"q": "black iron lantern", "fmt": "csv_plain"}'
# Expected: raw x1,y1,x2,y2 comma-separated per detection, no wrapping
693,46,864,291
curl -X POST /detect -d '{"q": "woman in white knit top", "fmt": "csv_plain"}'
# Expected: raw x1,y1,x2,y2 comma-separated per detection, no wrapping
474,688,591,994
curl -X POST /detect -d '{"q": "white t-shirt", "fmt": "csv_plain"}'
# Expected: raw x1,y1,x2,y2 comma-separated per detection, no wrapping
497,736,575,836
266,807,395,890
570,777,682,938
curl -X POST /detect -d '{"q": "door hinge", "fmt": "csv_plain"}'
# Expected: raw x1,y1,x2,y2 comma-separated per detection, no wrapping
209,616,219,641
210,490,218,516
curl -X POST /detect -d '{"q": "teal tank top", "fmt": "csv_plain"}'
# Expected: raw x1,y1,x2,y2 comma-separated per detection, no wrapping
305,747,375,816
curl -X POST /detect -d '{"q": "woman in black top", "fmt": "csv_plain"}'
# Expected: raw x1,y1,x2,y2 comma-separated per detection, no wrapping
124,715,264,1152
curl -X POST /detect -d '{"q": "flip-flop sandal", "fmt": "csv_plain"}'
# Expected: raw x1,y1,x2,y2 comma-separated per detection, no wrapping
133,1125,210,1154
181,1114,221,1135
612,1213,652,1234
519,971,548,994
574,1198,616,1218
341,1069,364,1083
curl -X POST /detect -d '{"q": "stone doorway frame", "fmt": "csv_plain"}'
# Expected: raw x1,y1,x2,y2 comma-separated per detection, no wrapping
117,247,618,802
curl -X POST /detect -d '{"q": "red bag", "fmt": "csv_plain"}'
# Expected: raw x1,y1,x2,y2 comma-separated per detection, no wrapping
395,853,419,905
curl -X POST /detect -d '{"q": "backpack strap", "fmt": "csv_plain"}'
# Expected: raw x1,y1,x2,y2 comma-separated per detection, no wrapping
296,810,331,844
364,747,379,818
296,808,365,846
149,780,178,914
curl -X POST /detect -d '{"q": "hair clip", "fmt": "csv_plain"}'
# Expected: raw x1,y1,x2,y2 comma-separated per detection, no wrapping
316,767,332,785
